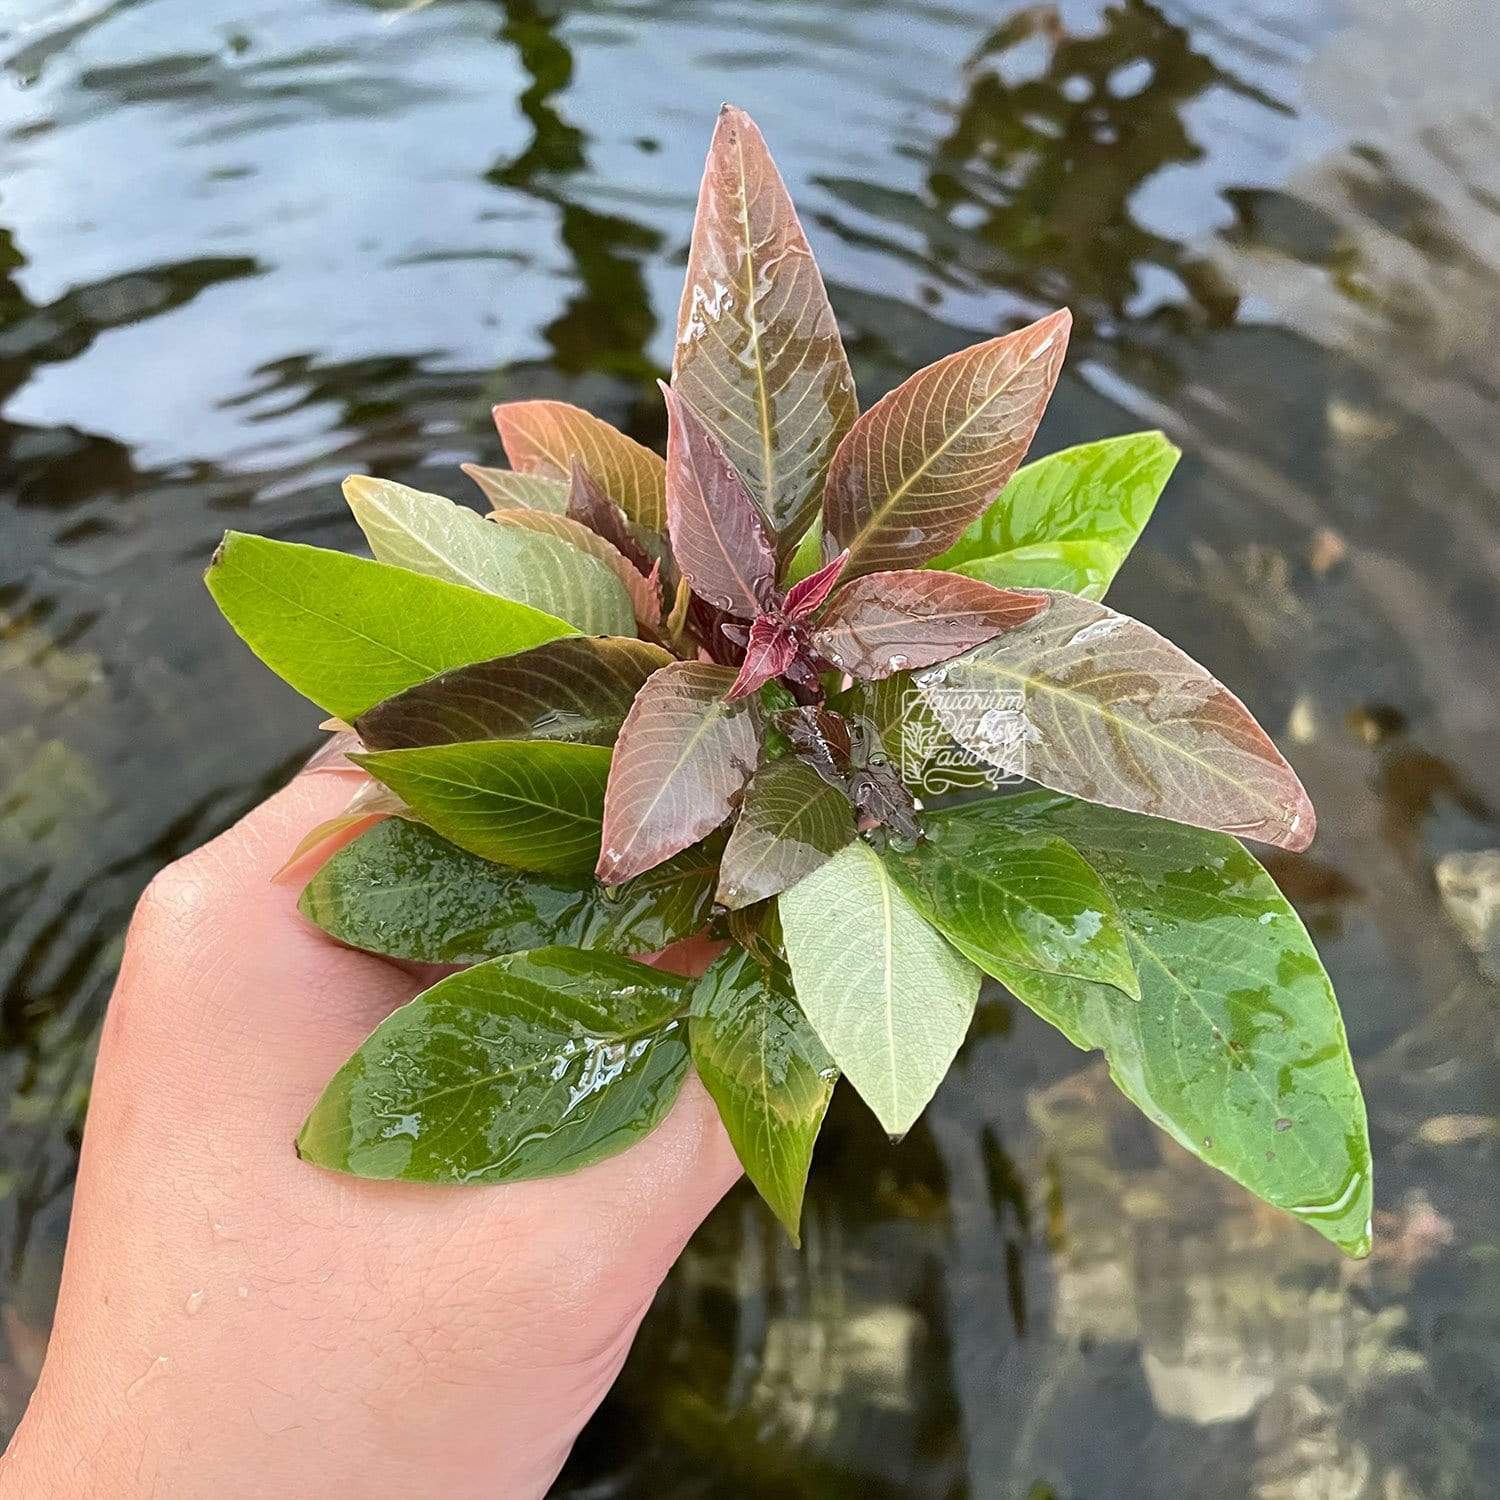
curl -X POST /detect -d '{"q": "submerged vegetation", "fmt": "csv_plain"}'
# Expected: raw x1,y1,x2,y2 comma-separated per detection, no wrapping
206,107,1370,1256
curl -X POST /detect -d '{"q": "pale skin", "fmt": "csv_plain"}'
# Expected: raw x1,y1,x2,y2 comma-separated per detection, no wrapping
0,768,741,1497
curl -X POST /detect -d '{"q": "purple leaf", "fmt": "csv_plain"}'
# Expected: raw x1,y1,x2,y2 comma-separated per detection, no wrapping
674,105,857,554
824,310,1071,576
783,549,849,619
917,591,1317,851
776,706,854,784
564,459,662,580
597,661,763,884
661,382,778,618
727,616,799,701
494,399,666,533
812,570,1048,679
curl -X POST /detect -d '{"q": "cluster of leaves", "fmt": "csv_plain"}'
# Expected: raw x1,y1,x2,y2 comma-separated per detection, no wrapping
207,107,1371,1256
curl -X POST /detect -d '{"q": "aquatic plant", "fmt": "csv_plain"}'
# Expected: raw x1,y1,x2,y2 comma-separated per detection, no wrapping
205,107,1370,1255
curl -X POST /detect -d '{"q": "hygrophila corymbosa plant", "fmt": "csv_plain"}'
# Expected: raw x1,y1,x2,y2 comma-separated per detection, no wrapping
206,107,1371,1256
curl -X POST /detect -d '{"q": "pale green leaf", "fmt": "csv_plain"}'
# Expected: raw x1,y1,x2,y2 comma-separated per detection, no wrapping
779,839,980,1135
344,475,635,636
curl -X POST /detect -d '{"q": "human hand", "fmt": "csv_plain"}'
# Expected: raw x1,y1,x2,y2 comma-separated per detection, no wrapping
1,767,741,1498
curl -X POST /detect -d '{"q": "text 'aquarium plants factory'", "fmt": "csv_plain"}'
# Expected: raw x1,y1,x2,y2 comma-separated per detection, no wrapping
205,106,1370,1258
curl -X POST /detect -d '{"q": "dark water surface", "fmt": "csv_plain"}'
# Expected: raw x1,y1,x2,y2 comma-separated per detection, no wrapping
2,0,1497,1493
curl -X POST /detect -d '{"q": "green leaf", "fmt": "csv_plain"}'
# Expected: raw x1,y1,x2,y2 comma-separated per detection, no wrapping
690,948,837,1244
884,806,1141,997
298,948,691,1184
963,793,1372,1257
204,532,575,720
355,637,671,751
779,839,981,1135
299,817,722,963
947,540,1119,599
917,590,1316,850
716,755,856,910
353,739,612,875
461,464,570,513
344,475,635,636
928,432,1180,599
784,518,824,585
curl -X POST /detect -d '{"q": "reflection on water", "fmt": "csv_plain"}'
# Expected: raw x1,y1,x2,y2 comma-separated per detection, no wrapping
1,0,1497,1492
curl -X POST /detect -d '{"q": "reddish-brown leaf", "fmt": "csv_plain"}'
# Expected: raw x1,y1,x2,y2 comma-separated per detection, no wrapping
917,590,1317,851
674,104,857,554
784,549,848,619
661,382,778,618
727,616,799,701
824,310,1071,577
597,661,763,884
812,570,1048,680
565,459,662,580
494,399,666,533
356,637,672,751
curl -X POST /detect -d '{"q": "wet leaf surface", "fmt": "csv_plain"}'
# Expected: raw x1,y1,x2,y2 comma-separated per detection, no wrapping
928,431,1181,598
343,475,635,636
674,105,857,553
823,309,1071,576
779,839,980,1135
356,637,671,750
353,739,612,874
960,793,1372,1257
690,947,837,1244
661,382,778,618
299,817,720,963
811,569,1047,679
204,533,575,719
885,804,1141,997
598,661,762,885
460,464,570,514
919,591,1316,850
494,399,667,533
298,949,692,1183
716,755,856,909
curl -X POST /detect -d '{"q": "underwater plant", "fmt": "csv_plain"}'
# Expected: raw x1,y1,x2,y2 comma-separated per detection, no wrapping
205,106,1370,1256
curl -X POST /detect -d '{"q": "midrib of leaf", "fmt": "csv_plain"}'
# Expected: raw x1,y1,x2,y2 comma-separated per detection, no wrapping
735,132,778,518
845,354,1038,560
947,653,1292,818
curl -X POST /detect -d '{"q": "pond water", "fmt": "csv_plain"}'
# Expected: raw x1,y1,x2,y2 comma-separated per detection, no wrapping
1,0,1497,1493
